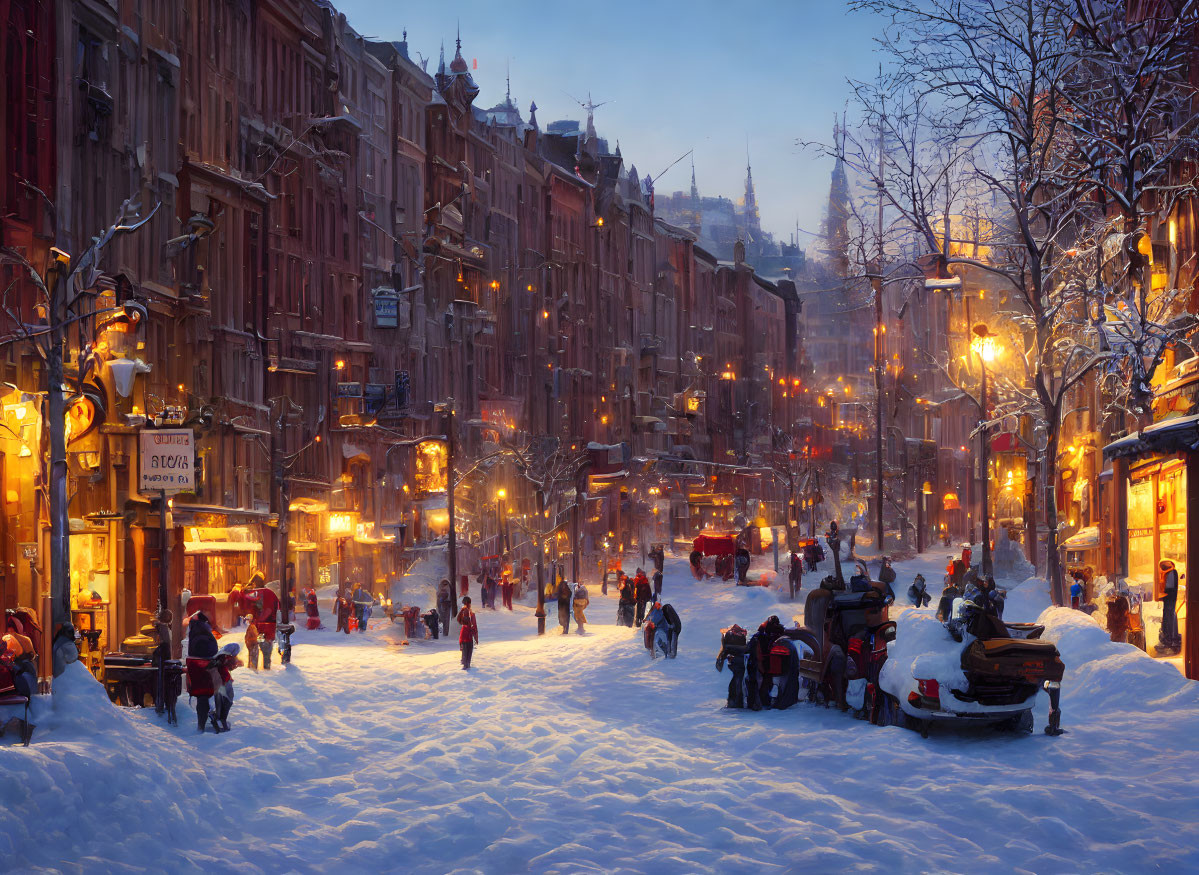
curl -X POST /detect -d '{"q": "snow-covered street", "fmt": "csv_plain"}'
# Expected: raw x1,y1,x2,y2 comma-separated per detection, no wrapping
4,550,1198,874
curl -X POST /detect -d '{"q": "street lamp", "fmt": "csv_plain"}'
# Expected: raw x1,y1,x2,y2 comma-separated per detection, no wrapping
971,323,1002,576
495,487,507,552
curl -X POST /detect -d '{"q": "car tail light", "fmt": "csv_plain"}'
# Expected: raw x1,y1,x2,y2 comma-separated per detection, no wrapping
917,678,939,699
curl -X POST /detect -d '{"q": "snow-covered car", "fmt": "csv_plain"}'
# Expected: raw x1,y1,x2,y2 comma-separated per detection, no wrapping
876,602,1064,735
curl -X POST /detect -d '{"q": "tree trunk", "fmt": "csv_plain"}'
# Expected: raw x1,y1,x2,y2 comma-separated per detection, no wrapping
48,271,70,642
1043,428,1065,606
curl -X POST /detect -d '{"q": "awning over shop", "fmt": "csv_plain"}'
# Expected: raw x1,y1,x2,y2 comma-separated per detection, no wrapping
1103,413,1199,460
184,540,263,554
1061,526,1100,550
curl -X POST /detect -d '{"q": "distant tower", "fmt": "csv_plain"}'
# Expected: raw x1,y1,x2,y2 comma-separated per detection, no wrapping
686,155,702,237
743,144,762,246
822,116,851,278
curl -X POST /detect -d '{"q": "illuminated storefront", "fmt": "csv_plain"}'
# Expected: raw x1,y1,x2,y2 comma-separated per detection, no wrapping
1104,365,1199,679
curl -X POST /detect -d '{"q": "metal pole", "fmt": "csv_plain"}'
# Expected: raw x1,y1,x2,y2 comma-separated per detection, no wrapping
157,490,170,621
980,358,993,575
916,473,925,554
446,400,458,614
873,113,885,555
535,488,546,634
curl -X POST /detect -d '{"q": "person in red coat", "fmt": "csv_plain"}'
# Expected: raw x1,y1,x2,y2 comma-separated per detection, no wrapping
457,597,479,669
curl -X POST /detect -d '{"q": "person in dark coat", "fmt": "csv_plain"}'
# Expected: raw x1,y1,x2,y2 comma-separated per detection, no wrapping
456,598,478,669
650,544,665,573
908,574,931,607
437,579,454,636
735,549,751,583
877,557,897,603
1157,560,1182,655
652,568,663,598
633,569,653,627
555,577,573,634
617,574,636,627
661,602,682,657
335,591,352,634
786,551,805,599
716,624,748,707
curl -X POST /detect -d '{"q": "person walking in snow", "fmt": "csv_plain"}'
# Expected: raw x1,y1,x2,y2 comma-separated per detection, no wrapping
335,590,352,634
617,573,636,627
788,551,803,600
555,576,573,634
184,611,220,732
352,583,372,633
735,548,751,584
457,597,479,670
652,568,663,598
572,582,589,634
437,578,454,636
633,568,652,627
501,556,514,611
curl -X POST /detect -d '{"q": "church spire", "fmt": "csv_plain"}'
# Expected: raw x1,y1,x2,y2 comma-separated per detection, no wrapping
822,114,851,278
743,141,760,237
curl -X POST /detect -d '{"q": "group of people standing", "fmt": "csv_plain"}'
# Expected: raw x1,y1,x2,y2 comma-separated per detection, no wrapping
554,577,590,634
614,567,660,628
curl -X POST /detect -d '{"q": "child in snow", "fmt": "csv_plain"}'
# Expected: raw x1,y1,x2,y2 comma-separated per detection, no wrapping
572,582,589,634
243,615,260,670
457,597,479,669
212,642,241,732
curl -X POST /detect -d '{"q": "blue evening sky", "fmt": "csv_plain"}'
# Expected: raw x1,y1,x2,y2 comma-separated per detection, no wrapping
336,0,883,250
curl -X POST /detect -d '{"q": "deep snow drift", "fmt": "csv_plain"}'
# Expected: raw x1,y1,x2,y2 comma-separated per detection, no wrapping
3,549,1197,874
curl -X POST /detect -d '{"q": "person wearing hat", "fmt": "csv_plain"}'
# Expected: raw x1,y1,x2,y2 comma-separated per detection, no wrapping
456,597,479,669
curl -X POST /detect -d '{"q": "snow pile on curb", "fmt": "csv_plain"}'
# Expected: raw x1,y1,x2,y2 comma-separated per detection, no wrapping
0,663,231,866
1038,606,1199,717
1003,575,1053,620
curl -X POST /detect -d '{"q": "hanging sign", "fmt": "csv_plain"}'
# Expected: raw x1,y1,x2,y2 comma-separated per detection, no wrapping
139,428,195,494
374,295,399,328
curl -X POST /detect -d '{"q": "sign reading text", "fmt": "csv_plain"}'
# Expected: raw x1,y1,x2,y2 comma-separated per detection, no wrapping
139,429,195,494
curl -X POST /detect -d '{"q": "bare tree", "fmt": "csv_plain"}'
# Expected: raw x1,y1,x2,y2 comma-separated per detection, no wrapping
504,436,588,634
0,192,157,648
1055,0,1199,423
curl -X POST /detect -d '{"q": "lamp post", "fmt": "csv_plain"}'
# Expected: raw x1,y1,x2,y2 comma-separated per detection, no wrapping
971,323,1000,577
495,487,507,553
